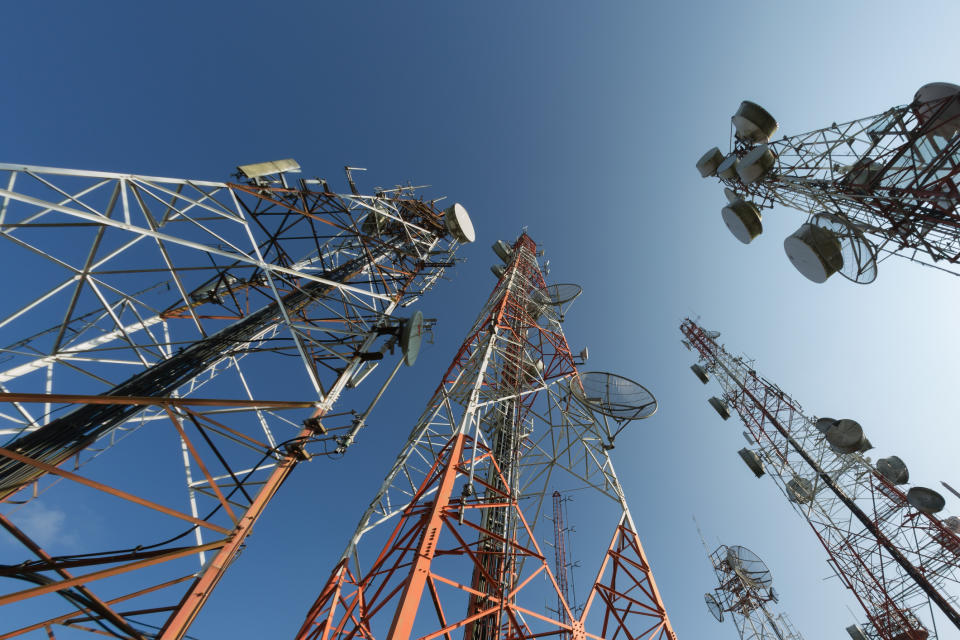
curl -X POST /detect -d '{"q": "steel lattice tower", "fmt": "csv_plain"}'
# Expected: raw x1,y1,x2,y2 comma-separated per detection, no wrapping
681,319,960,640
296,233,676,640
0,160,475,639
702,540,804,640
696,83,960,283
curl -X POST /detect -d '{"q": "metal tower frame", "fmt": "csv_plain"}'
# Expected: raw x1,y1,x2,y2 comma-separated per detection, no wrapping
296,233,676,640
681,319,960,640
552,490,574,640
703,541,804,640
0,161,474,639
698,85,960,281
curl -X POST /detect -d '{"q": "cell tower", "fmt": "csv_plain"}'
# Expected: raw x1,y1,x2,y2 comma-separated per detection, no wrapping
0,160,475,638
296,234,676,640
701,539,804,640
681,318,960,640
696,83,960,283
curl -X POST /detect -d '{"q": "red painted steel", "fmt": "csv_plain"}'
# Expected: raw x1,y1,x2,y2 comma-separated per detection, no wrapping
681,319,960,640
296,235,676,640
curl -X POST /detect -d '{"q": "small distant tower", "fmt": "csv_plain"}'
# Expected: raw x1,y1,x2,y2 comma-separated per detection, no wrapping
681,318,960,640
697,84,960,283
296,234,676,640
702,540,804,640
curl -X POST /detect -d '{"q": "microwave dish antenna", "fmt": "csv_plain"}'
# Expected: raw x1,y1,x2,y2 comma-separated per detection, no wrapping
785,212,878,284
726,545,773,589
698,85,960,283
569,371,657,448
705,592,724,622
570,372,657,422
530,283,582,321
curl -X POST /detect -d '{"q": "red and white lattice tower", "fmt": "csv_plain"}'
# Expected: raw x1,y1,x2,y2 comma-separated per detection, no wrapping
681,318,960,640
702,540,804,640
696,83,960,284
0,160,475,639
296,233,676,640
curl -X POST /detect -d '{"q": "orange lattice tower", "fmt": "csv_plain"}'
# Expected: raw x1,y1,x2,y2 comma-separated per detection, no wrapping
296,233,676,640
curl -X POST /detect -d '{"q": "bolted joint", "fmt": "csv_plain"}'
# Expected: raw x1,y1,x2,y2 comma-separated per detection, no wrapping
284,442,312,462
303,417,327,435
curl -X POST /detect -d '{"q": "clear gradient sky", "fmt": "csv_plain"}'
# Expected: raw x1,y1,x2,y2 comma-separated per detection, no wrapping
3,2,960,639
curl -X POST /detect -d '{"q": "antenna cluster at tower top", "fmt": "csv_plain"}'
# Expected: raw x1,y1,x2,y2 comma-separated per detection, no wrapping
697,83,960,284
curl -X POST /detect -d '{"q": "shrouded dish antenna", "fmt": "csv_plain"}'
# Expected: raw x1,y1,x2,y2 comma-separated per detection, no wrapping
721,199,763,244
943,516,960,533
738,448,765,478
708,397,731,420
443,203,475,244
697,147,724,178
399,311,424,366
725,545,773,589
847,624,869,640
732,101,778,142
784,213,878,284
570,372,657,422
913,82,960,139
825,419,866,454
492,240,513,263
691,364,710,384
704,593,723,622
736,144,776,185
787,476,814,504
876,456,909,485
907,487,946,514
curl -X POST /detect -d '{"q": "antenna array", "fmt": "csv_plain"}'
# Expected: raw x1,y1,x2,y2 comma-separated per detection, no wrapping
698,84,960,282
681,318,960,640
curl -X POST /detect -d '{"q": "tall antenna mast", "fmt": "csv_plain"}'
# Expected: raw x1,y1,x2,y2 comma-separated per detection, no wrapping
681,318,960,640
296,233,676,640
0,160,475,639
553,490,573,640
696,84,960,283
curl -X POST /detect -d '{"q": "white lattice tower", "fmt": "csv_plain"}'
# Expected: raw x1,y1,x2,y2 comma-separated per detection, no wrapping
0,160,475,639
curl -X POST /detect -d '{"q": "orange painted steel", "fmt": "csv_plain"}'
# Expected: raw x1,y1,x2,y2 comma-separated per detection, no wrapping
295,234,676,640
0,173,464,639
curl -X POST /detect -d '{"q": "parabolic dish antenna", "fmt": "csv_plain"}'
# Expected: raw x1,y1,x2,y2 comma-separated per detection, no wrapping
705,593,723,622
399,311,424,366
784,213,878,284
811,213,878,284
570,372,657,422
528,284,582,321
725,545,773,589
545,283,582,306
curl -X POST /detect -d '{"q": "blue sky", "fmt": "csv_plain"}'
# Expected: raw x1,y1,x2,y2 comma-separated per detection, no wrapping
3,1,960,639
